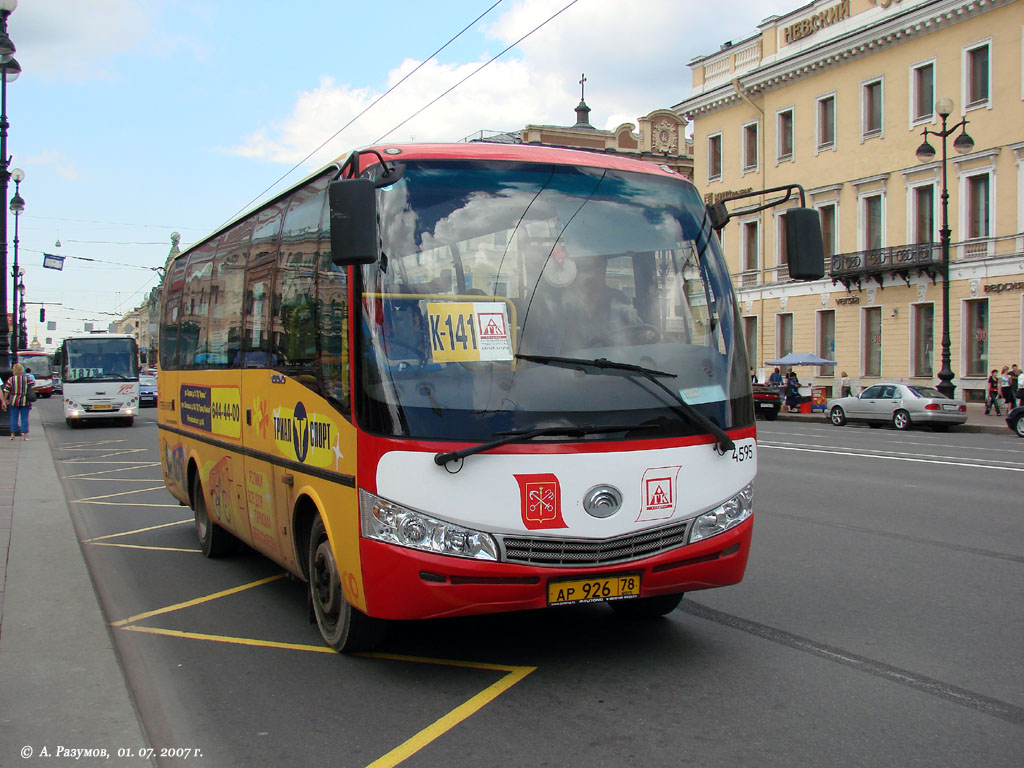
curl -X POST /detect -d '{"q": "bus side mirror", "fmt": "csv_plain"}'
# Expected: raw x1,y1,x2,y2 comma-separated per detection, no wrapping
328,179,379,266
784,208,826,281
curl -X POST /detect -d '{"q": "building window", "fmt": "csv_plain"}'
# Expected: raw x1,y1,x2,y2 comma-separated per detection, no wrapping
913,185,935,244
777,212,788,267
818,310,835,378
966,173,991,238
965,299,988,377
965,42,990,108
817,94,835,151
777,313,793,361
862,78,883,138
913,303,934,377
741,220,758,286
743,316,758,373
864,307,882,377
707,133,722,181
742,122,758,173
863,194,884,251
777,109,794,161
818,203,837,258
912,62,934,123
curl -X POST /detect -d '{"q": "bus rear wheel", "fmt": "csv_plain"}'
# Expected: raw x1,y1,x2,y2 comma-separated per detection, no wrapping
192,473,236,558
308,516,384,652
609,594,683,618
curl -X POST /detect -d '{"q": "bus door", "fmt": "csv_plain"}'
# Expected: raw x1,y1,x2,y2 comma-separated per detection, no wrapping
240,203,286,565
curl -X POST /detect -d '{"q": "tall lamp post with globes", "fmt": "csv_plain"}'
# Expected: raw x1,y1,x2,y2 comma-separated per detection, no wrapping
0,0,19,373
9,166,21,363
915,97,974,400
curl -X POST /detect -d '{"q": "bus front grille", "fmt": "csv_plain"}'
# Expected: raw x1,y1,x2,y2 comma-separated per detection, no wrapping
499,520,691,567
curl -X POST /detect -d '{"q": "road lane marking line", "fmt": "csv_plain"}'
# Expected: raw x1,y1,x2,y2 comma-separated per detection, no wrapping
111,574,286,627
364,665,536,768
761,440,1024,467
681,600,1024,727
761,444,1024,471
86,519,193,541
65,464,162,478
73,485,170,502
91,542,200,552
76,502,184,507
119,625,337,653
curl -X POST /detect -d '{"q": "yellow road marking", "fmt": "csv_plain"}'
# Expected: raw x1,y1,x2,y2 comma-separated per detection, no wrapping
86,519,193,542
66,464,161,479
119,625,337,653
74,485,168,502
111,574,286,627
91,542,200,553
365,665,535,768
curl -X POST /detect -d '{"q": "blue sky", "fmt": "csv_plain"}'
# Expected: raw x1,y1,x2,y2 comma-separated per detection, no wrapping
9,0,794,348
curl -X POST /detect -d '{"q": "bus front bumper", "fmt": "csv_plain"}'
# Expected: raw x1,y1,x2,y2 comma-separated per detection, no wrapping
358,517,752,621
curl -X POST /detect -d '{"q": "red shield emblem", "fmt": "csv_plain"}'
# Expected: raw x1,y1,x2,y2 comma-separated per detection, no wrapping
514,473,566,530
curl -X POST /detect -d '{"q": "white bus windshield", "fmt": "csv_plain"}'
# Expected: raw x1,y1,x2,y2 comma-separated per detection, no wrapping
64,338,139,382
357,159,750,442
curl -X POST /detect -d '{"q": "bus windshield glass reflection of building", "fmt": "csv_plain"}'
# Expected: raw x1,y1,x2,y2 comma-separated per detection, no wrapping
358,159,749,442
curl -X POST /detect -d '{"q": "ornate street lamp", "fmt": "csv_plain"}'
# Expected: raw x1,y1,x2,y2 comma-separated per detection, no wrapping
915,97,974,399
0,0,18,374
9,165,22,363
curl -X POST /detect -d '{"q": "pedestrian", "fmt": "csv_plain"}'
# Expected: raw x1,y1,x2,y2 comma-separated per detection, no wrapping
785,371,801,412
750,367,758,384
2,362,32,439
840,370,851,398
1017,366,1024,404
999,366,1017,410
768,367,783,386
985,369,1002,416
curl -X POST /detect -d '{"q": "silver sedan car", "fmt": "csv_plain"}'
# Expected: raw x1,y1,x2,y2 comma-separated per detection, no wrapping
826,383,967,431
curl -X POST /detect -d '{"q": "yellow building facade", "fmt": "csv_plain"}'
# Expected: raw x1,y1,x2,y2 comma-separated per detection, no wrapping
675,0,1023,400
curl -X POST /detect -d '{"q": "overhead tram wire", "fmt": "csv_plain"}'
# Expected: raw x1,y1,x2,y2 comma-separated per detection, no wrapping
375,0,580,144
222,0,506,227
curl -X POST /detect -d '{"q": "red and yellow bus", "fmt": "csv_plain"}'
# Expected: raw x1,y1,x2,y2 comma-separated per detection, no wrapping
158,142,822,651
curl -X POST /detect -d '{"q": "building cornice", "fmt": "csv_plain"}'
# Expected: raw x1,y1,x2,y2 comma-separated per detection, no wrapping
675,0,1011,120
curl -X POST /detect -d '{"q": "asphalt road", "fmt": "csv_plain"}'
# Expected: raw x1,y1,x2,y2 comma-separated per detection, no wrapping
38,399,1024,768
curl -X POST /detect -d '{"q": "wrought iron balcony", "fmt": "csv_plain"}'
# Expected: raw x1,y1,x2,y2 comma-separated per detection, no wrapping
829,242,942,291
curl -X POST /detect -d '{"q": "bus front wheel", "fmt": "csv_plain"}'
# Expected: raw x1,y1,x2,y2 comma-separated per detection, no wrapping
308,516,384,652
192,474,236,558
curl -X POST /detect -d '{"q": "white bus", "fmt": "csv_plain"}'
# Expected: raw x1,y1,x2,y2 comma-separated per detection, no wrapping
59,332,141,427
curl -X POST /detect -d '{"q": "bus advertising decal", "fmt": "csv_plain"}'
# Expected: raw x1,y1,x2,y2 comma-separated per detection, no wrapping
245,468,277,554
637,466,681,522
514,473,567,530
272,401,339,468
179,384,242,439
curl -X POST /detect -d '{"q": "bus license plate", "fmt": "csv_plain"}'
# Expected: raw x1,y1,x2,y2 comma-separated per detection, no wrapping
91,404,112,410
548,574,641,606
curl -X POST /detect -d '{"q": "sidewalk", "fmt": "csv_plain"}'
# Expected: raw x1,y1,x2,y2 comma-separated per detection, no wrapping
774,399,1009,434
0,408,149,762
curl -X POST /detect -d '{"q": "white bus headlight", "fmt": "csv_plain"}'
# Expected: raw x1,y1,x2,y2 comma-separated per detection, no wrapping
359,490,498,561
689,483,754,543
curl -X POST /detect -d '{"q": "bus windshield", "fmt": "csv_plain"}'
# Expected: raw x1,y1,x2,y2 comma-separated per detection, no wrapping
64,337,140,382
357,159,749,442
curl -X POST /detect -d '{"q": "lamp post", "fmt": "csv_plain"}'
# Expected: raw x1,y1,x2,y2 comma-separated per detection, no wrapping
0,0,19,373
915,97,974,400
9,165,21,363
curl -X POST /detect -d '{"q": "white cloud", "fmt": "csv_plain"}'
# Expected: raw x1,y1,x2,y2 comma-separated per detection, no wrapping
223,0,797,170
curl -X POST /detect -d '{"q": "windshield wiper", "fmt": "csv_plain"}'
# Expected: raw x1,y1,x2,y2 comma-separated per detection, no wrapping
516,353,735,453
433,423,654,466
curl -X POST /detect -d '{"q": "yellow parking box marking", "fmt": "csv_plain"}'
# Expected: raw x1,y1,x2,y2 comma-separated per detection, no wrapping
111,574,286,627
91,542,200,553
364,664,535,768
86,519,192,542
120,625,336,653
74,485,168,503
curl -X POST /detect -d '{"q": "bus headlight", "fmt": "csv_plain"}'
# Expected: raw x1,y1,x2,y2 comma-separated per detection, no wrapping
688,483,753,543
359,490,498,561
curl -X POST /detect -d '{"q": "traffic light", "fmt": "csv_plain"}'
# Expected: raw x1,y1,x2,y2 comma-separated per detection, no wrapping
19,328,27,349
39,307,45,322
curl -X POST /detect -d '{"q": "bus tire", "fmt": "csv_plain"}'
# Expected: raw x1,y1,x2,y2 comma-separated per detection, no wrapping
124,416,134,427
66,418,78,429
308,516,384,652
608,593,683,618
192,473,236,558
